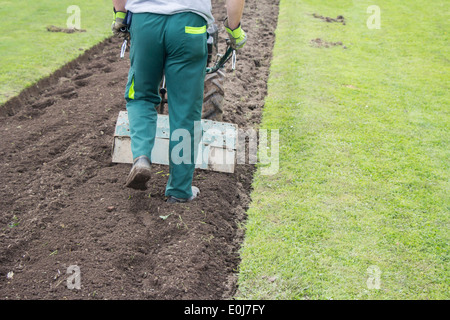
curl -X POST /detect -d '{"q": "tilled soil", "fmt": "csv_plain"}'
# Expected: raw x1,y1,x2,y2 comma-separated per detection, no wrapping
0,0,278,300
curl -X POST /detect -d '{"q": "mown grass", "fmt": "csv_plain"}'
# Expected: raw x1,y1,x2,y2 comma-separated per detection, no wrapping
0,0,112,105
237,0,449,299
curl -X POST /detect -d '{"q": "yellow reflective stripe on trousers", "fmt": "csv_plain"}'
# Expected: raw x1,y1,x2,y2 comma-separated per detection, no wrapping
185,25,206,34
129,78,135,99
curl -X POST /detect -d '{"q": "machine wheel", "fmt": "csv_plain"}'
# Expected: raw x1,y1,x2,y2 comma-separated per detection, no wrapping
202,69,225,121
157,69,226,121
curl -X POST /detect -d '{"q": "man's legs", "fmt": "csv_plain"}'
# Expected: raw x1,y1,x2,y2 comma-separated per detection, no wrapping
125,13,166,162
164,12,208,199
124,13,166,189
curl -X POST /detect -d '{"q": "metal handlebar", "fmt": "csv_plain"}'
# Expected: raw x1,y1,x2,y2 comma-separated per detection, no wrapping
206,45,236,74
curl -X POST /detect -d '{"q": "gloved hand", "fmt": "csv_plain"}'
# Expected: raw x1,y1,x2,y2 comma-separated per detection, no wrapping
111,9,128,38
224,19,247,50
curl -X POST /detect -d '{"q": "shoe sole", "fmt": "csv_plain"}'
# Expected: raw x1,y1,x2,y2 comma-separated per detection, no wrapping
166,188,200,203
125,167,151,190
166,197,187,204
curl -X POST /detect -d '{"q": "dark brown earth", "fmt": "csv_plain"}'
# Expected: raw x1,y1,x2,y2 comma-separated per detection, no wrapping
0,0,279,299
310,38,345,48
312,13,345,25
46,25,87,33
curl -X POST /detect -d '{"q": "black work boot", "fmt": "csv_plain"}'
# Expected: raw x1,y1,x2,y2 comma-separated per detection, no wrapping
125,155,151,190
166,186,200,203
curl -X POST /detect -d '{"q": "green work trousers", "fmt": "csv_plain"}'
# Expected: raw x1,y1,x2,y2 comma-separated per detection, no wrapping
124,12,208,199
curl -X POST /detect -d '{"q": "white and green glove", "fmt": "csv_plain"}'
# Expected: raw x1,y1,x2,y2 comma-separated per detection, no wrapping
224,19,247,50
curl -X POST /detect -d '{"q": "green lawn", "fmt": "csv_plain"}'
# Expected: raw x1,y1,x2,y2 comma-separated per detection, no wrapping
0,0,112,105
236,0,449,299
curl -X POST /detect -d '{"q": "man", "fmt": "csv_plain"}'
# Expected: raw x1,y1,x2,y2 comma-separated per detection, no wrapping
111,0,246,203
